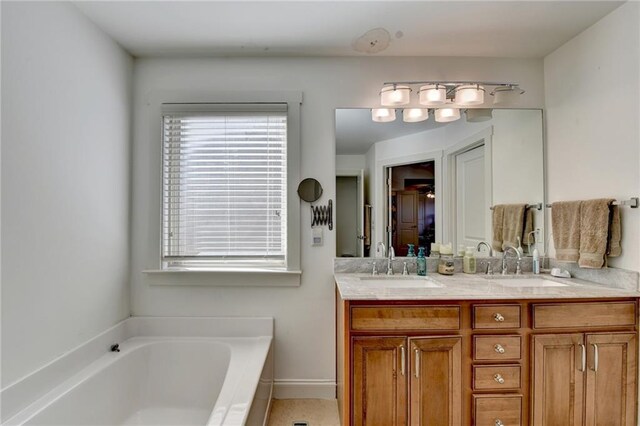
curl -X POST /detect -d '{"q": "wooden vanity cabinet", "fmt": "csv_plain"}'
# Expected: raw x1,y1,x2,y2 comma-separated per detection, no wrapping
337,296,639,426
531,302,638,426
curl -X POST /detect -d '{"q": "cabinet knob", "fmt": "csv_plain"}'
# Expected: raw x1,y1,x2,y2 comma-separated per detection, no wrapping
495,420,504,426
493,313,505,322
494,373,505,384
494,344,506,354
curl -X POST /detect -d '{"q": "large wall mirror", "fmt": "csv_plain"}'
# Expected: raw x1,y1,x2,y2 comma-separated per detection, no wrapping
335,108,545,258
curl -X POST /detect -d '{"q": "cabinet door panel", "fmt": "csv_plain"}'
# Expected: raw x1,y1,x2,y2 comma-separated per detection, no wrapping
352,337,407,426
532,334,584,426
409,336,462,426
585,333,637,426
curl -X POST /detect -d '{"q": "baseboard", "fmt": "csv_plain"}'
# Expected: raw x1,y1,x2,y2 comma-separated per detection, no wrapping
273,379,336,399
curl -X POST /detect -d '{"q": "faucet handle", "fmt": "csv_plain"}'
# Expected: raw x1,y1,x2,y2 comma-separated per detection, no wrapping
372,262,378,276
516,259,522,275
402,262,409,276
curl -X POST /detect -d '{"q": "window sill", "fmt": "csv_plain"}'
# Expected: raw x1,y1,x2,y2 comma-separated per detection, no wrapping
143,268,302,287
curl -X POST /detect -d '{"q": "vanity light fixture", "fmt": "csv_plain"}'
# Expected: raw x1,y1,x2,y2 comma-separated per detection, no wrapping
402,108,429,123
380,85,411,106
465,108,493,122
491,85,525,105
418,84,447,106
371,108,396,122
454,84,485,106
372,80,524,123
434,107,461,123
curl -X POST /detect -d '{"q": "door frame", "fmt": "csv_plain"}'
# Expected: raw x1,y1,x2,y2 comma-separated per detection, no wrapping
336,168,365,257
375,150,443,252
443,127,493,248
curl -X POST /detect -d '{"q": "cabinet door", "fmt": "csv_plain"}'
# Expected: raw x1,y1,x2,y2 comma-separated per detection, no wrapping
409,336,462,426
585,333,637,426
352,337,407,426
532,334,585,426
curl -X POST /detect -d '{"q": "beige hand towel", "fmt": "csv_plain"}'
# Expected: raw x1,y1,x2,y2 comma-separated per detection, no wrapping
578,198,615,268
522,207,534,245
551,201,581,262
492,205,505,252
608,205,621,257
501,204,526,250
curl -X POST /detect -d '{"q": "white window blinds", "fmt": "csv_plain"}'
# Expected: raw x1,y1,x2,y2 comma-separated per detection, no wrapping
162,103,288,268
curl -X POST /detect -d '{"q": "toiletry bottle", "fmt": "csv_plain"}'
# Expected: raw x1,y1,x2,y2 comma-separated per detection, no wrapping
416,247,427,276
407,244,416,257
463,247,477,274
533,246,540,274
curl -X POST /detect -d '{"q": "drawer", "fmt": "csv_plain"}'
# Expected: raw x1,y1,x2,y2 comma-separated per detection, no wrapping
473,365,521,391
351,306,460,331
474,395,522,426
532,301,636,329
474,305,521,329
474,335,521,361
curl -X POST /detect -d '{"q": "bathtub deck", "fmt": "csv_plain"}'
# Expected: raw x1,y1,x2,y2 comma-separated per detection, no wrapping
122,407,211,426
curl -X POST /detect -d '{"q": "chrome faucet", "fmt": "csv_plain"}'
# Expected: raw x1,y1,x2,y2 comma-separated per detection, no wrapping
376,242,387,258
386,247,395,275
502,245,522,275
477,241,494,275
526,230,538,255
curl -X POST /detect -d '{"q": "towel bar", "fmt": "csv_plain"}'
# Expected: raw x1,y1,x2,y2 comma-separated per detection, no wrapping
545,197,639,209
489,203,542,211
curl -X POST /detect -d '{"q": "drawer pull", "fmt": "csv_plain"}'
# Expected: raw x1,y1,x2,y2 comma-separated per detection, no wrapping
494,344,506,354
494,373,505,384
400,345,405,376
579,343,586,372
493,313,505,322
495,420,504,426
414,348,420,378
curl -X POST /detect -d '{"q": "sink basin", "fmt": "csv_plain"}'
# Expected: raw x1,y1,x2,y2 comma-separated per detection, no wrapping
494,278,568,288
358,276,443,288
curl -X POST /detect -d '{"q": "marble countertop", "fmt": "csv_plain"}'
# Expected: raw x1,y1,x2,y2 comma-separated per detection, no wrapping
335,272,640,301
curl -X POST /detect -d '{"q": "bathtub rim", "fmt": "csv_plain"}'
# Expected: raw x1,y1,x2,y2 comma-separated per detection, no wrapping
1,317,273,424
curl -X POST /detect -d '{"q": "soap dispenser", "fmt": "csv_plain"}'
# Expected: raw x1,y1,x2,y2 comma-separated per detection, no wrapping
416,247,427,276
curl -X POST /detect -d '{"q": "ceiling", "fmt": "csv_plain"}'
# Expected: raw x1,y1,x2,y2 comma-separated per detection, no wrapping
336,109,445,155
73,1,623,58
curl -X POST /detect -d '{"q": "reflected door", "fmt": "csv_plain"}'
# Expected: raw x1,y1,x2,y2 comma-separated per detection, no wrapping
455,145,486,250
336,175,364,257
397,191,419,256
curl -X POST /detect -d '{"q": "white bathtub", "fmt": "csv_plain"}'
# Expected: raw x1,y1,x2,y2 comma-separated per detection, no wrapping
1,318,273,426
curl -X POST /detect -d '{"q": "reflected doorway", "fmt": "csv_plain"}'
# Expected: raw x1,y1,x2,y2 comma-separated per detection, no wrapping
336,171,365,257
387,161,436,256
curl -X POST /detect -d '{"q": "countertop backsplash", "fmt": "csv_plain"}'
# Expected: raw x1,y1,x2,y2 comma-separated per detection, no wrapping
334,256,639,291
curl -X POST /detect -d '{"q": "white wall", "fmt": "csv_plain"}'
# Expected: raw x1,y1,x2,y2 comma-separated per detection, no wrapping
336,154,366,171
131,56,543,396
544,1,640,271
1,2,133,386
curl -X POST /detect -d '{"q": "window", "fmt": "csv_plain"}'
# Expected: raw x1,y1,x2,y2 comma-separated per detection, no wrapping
162,103,288,270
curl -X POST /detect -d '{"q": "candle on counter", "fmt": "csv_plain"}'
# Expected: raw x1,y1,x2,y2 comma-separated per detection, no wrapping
440,243,453,256
431,242,440,252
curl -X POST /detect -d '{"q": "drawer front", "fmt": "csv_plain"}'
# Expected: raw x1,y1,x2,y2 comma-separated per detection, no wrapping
473,365,521,391
532,301,636,329
474,395,522,426
351,306,460,331
474,305,521,329
474,335,522,361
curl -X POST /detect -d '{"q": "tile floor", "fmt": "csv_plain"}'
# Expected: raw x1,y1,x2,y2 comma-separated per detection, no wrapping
268,399,340,426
